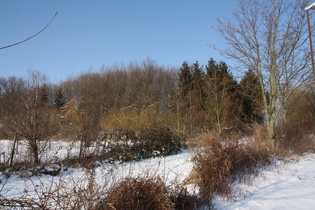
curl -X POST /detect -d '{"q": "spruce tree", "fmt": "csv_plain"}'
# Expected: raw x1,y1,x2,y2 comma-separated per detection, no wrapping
54,87,66,108
206,58,217,77
192,61,205,110
240,69,263,123
206,59,238,93
204,58,241,134
192,61,204,87
178,61,192,97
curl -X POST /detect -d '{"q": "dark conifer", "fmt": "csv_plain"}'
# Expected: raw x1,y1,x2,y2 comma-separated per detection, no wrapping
54,87,66,108
178,61,192,97
240,69,264,123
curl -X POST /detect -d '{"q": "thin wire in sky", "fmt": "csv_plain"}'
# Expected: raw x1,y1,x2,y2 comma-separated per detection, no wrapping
0,12,58,50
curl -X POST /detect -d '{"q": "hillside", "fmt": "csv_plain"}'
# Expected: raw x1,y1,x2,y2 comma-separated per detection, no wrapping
1,140,315,209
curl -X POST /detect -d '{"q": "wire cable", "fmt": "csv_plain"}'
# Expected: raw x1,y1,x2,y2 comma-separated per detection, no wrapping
0,12,58,50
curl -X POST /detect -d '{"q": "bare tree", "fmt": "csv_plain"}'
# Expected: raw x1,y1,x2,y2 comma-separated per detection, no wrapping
0,76,26,139
216,0,312,147
64,97,100,160
0,71,58,165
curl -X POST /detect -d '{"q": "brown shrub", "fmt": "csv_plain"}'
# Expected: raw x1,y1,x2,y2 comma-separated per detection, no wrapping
276,122,315,157
167,179,201,210
98,176,174,210
189,132,270,202
251,124,269,144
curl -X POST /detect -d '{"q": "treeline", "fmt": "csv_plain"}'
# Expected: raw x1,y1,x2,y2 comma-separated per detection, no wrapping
59,58,264,135
1,58,315,164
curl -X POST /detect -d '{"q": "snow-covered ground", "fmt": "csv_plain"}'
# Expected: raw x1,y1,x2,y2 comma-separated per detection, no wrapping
1,139,315,209
214,153,315,209
0,149,194,209
0,139,110,164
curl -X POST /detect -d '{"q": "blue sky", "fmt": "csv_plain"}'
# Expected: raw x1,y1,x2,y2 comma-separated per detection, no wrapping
0,0,236,83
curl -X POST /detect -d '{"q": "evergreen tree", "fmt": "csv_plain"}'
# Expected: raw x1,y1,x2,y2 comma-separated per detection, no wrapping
178,61,192,97
206,58,217,77
192,61,204,87
192,61,205,110
204,58,241,134
54,87,66,108
240,69,263,123
206,59,238,93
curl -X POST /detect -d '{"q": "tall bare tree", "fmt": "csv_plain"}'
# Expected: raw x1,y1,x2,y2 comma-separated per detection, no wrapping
216,0,312,147
0,71,58,165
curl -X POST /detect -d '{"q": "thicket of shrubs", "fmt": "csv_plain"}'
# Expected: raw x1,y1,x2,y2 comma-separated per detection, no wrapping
0,125,184,172
189,131,271,204
188,122,315,206
97,125,184,163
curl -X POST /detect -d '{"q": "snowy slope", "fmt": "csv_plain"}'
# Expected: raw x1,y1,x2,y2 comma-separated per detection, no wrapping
0,149,194,203
214,153,315,210
1,139,315,209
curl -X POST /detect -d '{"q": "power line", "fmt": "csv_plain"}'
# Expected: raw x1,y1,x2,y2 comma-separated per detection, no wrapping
0,12,58,50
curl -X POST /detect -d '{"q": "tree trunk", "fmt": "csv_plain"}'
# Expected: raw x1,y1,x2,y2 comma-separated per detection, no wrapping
79,131,86,159
9,132,18,168
176,95,181,137
31,142,40,165
268,38,278,151
266,116,277,151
